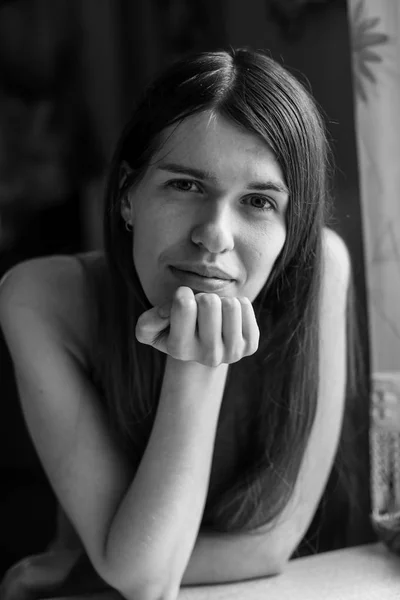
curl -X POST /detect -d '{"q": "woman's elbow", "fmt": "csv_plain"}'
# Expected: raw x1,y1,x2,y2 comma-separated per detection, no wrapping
101,562,178,600
269,558,287,577
263,557,287,578
109,580,177,600
258,549,290,579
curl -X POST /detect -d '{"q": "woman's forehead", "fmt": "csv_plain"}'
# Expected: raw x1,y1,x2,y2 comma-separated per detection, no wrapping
148,112,286,188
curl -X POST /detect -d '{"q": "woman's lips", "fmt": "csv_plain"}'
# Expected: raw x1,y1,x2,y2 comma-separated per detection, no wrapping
169,267,234,292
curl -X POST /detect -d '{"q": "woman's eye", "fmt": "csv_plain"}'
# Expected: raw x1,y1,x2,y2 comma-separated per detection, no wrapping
167,179,200,193
245,195,275,212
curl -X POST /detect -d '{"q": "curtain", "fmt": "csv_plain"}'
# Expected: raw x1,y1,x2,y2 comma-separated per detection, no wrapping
347,0,400,373
348,0,400,551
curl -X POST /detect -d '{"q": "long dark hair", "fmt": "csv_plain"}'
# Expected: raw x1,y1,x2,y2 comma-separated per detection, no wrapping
90,47,356,540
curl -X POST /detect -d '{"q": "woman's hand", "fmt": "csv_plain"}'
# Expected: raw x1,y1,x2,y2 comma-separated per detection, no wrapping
135,286,259,367
0,549,82,600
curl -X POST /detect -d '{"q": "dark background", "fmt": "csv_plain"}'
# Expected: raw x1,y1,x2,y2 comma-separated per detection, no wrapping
0,0,373,576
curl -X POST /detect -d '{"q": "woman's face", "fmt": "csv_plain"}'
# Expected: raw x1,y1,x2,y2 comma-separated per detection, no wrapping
121,111,289,307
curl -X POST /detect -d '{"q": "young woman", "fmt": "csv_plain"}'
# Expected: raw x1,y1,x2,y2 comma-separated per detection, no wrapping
0,47,355,599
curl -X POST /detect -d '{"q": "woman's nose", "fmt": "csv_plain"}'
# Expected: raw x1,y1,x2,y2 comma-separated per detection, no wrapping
190,202,235,254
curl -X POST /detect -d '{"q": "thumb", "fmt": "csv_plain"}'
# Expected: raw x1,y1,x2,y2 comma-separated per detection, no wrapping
135,304,171,349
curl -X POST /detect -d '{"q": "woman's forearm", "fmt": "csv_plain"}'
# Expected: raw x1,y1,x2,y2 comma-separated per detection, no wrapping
104,355,229,596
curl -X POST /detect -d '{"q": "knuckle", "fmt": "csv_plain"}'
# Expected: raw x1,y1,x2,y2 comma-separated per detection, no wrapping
245,338,259,356
196,293,220,307
208,358,220,367
222,297,240,310
204,350,221,367
174,295,196,311
174,288,195,305
229,346,245,363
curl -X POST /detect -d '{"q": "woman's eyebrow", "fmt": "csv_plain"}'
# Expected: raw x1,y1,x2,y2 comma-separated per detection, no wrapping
157,162,217,183
247,180,289,195
157,161,289,195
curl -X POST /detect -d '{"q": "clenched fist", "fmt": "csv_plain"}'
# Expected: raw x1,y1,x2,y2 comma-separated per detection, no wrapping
135,286,260,367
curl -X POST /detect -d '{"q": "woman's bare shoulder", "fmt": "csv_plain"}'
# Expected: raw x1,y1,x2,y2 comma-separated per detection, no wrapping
0,251,105,368
322,227,351,286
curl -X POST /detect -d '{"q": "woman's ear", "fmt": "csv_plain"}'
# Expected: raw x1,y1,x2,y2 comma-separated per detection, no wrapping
119,161,134,226
120,192,132,226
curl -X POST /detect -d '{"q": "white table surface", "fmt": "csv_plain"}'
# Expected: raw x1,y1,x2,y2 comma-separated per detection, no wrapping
47,543,400,600
180,542,400,600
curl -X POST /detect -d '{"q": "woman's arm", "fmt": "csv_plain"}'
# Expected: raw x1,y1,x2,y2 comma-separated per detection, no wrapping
0,261,240,600
104,355,229,598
